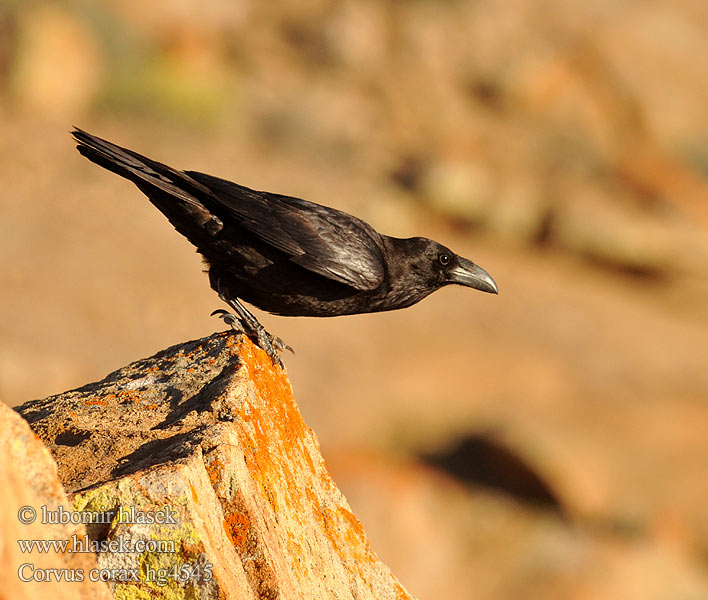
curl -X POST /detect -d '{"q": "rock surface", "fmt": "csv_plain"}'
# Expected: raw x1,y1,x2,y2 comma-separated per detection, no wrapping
0,402,111,600
16,332,412,600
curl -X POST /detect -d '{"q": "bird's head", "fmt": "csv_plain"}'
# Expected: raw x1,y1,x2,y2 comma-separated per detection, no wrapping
400,237,498,295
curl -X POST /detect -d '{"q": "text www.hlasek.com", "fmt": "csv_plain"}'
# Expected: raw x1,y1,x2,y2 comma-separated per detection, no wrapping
18,534,175,554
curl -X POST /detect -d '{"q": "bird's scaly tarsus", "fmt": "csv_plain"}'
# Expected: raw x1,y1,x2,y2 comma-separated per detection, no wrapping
210,307,294,368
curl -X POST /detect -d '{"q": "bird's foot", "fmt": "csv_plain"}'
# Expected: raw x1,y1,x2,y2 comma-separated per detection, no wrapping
211,309,294,368
253,325,295,369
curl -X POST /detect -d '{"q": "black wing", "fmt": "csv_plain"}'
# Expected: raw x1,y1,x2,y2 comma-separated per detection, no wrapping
187,172,386,291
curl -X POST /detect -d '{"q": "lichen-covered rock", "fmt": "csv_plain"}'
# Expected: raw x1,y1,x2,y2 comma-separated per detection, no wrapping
16,332,413,600
0,402,111,600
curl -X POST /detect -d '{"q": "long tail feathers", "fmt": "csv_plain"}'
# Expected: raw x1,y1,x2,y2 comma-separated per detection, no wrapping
72,128,223,237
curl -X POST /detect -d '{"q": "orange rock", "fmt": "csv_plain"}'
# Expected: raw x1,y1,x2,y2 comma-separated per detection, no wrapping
0,402,111,600
16,332,414,599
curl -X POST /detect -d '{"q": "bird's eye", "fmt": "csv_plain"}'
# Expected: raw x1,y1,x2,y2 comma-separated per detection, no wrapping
438,254,451,266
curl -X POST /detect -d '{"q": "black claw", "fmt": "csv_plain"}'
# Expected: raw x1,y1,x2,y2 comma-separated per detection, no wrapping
211,309,244,331
273,337,295,355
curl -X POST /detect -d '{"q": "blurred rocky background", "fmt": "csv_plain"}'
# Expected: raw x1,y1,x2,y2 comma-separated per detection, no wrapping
1,0,708,598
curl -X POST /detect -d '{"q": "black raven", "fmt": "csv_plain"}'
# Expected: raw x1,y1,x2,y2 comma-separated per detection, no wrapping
72,129,497,365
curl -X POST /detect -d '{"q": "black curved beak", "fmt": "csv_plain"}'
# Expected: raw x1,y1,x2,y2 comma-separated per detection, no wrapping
449,257,498,294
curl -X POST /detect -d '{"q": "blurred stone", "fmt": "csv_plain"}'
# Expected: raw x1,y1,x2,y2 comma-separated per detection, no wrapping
488,176,548,243
420,433,564,511
552,186,676,274
328,449,708,600
421,160,496,224
100,26,232,125
326,2,387,70
0,402,111,599
110,0,250,35
616,147,708,227
11,6,103,119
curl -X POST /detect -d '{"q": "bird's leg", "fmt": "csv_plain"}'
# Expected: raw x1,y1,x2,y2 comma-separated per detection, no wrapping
211,299,294,367
211,294,294,367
